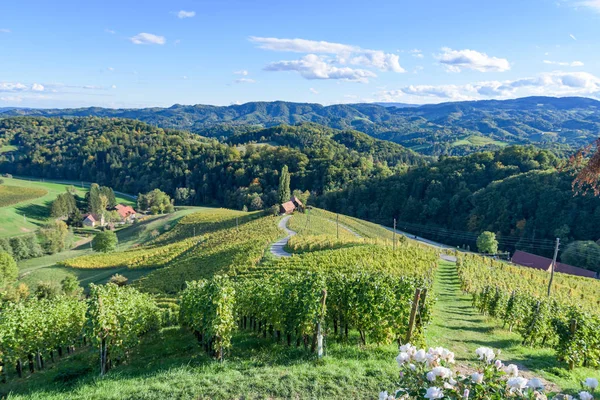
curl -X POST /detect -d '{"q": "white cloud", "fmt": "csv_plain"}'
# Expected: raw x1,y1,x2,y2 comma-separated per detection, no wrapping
377,71,600,102
264,54,377,83
436,47,510,72
410,49,424,58
234,70,249,76
31,83,44,91
543,60,584,67
309,88,319,94
0,96,22,102
111,85,117,89
130,33,166,45
570,33,577,40
176,10,196,18
234,78,256,84
105,29,116,34
575,0,600,12
107,67,115,71
0,28,10,33
249,36,405,73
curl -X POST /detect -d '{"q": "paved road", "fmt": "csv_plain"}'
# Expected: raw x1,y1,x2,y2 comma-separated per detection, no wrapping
270,215,297,258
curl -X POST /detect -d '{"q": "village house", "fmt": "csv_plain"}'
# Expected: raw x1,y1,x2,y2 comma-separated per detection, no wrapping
82,213,106,228
511,250,598,279
114,204,137,223
279,196,305,214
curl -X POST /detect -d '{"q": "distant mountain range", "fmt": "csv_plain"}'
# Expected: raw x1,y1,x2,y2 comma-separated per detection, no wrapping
2,96,599,155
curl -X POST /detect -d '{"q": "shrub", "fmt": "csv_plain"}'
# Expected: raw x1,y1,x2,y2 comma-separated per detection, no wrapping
92,230,118,253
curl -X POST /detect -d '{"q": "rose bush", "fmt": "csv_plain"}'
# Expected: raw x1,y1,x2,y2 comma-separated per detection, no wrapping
379,345,597,399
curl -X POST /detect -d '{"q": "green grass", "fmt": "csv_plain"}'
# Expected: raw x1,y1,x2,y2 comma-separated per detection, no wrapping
2,327,400,399
426,260,600,394
15,208,203,291
451,135,507,147
0,177,134,238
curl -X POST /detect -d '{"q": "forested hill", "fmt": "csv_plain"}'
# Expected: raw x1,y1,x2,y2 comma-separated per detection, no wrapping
0,117,422,210
2,96,600,155
319,146,600,256
1,116,600,255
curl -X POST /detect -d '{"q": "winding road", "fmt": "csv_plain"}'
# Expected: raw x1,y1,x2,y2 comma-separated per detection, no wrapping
269,215,297,257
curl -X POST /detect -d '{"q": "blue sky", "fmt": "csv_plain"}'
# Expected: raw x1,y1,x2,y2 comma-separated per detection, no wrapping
1,0,600,108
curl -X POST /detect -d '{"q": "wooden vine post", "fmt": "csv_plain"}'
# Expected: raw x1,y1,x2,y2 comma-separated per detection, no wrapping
405,288,422,344
569,318,577,370
317,289,327,359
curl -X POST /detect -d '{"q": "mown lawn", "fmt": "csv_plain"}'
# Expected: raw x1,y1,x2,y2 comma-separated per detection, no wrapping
2,327,401,400
426,260,600,394
0,177,134,239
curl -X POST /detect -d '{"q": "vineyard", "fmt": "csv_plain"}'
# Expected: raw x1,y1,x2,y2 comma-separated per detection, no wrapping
0,185,47,208
457,253,600,369
4,207,600,398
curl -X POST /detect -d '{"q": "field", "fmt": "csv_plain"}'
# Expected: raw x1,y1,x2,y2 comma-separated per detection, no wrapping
2,208,600,399
15,208,205,292
0,177,134,238
451,135,508,147
0,185,47,207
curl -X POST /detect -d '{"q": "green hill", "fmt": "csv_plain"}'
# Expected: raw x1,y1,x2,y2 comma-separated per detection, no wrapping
2,96,598,155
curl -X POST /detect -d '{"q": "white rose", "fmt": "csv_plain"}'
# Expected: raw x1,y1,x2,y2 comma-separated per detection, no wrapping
471,373,484,384
505,363,519,377
527,377,544,390
585,378,599,390
414,349,427,363
396,352,410,367
424,387,444,399
579,391,593,400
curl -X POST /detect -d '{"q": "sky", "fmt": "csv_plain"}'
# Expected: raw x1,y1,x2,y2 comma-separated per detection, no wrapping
2,0,600,108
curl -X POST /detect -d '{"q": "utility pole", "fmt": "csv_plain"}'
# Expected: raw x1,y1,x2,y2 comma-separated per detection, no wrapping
236,216,239,232
393,218,397,251
336,213,339,239
547,238,560,297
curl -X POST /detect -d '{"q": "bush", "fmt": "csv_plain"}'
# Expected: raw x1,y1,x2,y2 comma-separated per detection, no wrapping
476,231,498,254
92,230,118,253
380,344,598,400
0,251,18,290
109,273,129,286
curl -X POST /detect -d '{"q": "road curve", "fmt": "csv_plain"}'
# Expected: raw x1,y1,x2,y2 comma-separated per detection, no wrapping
270,215,297,258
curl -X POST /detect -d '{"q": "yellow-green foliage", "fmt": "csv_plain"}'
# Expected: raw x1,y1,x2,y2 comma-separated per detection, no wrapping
305,208,395,240
287,210,357,240
286,234,381,253
136,215,282,294
457,253,600,312
250,241,439,283
0,185,47,207
60,239,196,269
152,208,258,245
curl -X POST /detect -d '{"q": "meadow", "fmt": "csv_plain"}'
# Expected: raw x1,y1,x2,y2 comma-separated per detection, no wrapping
0,177,134,239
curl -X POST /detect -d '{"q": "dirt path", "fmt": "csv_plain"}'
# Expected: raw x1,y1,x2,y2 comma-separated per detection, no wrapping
269,215,296,258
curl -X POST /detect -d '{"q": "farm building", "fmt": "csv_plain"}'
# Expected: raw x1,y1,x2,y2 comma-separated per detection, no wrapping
279,196,306,214
114,204,137,223
511,250,598,279
82,213,106,228
279,201,296,214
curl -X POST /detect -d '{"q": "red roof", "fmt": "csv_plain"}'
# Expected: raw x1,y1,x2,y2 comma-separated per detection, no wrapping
512,250,597,278
291,196,304,208
280,201,296,213
83,213,96,222
114,204,136,218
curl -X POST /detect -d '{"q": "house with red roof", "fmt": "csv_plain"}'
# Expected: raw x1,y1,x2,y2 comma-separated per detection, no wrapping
114,204,137,223
511,250,597,279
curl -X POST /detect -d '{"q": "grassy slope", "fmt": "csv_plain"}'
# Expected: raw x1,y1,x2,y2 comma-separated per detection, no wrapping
4,212,599,398
0,177,134,238
16,208,201,291
426,260,600,394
